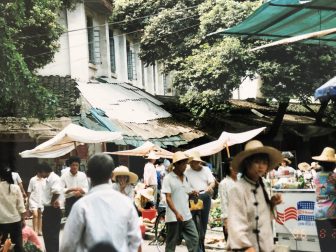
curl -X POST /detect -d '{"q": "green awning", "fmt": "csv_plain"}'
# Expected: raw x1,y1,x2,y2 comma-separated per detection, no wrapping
210,0,336,47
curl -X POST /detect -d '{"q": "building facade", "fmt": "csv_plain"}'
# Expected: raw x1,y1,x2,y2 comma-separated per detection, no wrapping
38,0,173,96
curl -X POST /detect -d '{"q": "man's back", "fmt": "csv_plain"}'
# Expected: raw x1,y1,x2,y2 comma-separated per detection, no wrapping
60,184,141,252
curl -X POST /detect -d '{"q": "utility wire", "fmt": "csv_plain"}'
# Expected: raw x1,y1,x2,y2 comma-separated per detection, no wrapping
28,23,199,69
24,13,200,60
14,3,203,41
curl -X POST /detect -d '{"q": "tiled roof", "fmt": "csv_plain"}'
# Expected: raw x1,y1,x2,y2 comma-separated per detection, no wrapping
39,75,80,117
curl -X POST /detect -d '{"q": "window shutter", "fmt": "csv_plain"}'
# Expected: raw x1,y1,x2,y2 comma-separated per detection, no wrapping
93,29,101,64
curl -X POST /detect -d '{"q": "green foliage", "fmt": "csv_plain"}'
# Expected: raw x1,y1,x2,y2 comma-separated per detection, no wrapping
113,0,336,125
209,206,222,228
0,0,80,119
174,38,255,123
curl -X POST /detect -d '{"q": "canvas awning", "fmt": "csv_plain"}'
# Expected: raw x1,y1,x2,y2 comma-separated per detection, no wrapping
209,0,336,47
105,141,173,158
185,127,266,157
20,123,123,158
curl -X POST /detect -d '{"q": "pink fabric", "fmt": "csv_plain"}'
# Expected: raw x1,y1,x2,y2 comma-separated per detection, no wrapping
22,226,42,249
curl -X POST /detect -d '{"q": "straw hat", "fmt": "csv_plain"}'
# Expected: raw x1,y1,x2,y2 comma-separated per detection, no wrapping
135,182,146,192
189,151,205,163
168,151,193,170
232,140,282,172
282,158,292,165
312,147,336,162
298,162,311,171
140,187,154,201
112,166,138,184
146,151,159,160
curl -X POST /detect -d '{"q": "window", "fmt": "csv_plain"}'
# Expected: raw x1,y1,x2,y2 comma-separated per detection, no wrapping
87,16,101,65
126,41,137,80
109,30,116,73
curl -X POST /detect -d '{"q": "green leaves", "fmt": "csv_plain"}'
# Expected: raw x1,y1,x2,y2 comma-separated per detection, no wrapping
0,0,78,120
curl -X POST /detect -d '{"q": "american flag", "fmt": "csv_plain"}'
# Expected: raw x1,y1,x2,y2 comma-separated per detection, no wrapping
276,207,298,225
297,201,315,221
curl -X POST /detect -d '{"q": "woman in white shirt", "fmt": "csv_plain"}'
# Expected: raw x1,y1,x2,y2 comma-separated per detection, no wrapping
27,170,46,235
0,164,26,252
227,140,283,252
111,166,138,199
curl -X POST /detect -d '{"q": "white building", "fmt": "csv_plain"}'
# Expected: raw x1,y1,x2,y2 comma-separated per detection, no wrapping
38,0,173,96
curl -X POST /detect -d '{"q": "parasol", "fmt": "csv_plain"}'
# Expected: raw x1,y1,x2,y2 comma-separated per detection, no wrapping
185,127,266,157
19,123,123,158
105,141,173,159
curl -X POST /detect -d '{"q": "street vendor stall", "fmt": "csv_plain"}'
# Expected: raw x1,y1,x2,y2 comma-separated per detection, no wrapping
273,189,320,252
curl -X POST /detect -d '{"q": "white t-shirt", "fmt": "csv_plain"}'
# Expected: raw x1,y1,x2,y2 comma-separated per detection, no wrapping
27,175,46,210
143,162,157,186
61,171,89,199
161,172,192,222
0,182,25,223
184,165,215,191
42,172,63,206
12,172,22,185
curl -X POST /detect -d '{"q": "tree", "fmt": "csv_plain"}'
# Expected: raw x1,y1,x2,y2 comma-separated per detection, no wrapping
112,0,336,130
0,0,80,120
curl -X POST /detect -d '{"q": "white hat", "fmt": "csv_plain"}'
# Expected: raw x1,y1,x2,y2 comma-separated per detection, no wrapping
298,162,311,171
312,147,336,162
189,151,205,163
112,166,138,184
232,140,282,172
140,187,154,201
146,151,159,160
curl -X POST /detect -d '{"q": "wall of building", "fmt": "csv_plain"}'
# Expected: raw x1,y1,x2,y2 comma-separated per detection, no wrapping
232,74,263,100
38,3,173,96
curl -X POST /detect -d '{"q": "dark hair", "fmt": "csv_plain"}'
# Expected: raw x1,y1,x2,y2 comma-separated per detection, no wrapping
89,242,118,252
156,158,164,165
36,162,53,173
222,158,233,177
241,153,270,176
87,154,114,184
68,156,81,166
0,163,14,184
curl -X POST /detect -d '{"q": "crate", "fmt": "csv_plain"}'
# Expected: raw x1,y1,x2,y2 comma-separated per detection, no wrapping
142,209,157,221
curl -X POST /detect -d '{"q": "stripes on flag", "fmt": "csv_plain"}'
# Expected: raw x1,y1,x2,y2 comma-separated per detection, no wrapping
276,207,298,225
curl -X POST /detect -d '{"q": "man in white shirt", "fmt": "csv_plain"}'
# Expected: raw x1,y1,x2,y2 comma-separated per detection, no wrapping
162,151,199,252
39,162,63,252
27,170,46,235
60,154,142,252
61,156,88,217
184,151,216,240
143,151,159,204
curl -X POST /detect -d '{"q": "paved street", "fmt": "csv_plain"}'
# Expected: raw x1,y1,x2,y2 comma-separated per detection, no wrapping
28,218,225,251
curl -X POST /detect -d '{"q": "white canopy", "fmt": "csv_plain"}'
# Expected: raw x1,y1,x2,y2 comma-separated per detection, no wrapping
185,127,266,157
20,123,123,158
105,141,173,159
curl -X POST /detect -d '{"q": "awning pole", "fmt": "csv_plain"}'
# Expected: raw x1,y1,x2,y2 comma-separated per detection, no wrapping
225,143,230,157
74,142,78,156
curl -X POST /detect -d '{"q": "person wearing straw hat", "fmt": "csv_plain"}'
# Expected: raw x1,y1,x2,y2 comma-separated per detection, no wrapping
143,151,159,205
185,151,216,240
161,151,199,252
297,162,316,188
277,157,296,181
227,140,283,252
134,187,155,215
312,147,336,252
112,165,138,199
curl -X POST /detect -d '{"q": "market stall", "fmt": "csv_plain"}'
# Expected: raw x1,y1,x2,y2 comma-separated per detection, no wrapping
273,189,319,251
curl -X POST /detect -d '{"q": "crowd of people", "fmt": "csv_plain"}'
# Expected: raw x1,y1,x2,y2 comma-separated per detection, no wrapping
1,142,336,252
